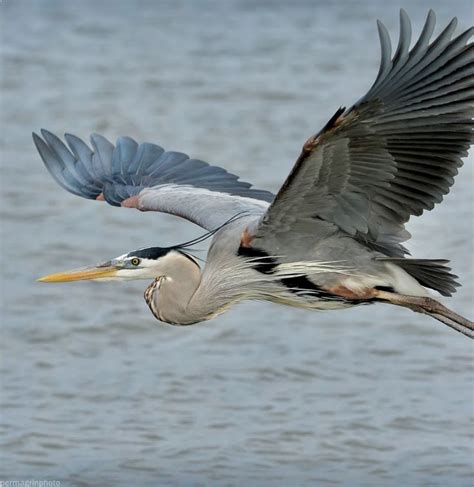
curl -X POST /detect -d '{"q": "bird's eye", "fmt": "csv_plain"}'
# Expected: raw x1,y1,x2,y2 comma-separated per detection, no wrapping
130,258,141,266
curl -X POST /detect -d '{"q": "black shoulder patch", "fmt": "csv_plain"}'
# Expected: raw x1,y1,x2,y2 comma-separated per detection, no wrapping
237,246,278,274
374,285,395,293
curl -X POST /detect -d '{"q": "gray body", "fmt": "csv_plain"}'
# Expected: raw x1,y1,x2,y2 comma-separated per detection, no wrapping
142,216,425,326
35,10,474,337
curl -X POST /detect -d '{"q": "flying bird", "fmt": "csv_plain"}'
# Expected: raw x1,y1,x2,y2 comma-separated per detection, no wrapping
35,10,474,338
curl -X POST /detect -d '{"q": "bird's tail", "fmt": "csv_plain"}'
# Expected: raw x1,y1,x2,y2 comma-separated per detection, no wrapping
374,290,473,339
377,258,460,297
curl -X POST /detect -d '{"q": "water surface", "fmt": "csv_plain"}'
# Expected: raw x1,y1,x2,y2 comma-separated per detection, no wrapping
1,1,473,485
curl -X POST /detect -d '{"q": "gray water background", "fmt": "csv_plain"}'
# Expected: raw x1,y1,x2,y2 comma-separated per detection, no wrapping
1,0,473,485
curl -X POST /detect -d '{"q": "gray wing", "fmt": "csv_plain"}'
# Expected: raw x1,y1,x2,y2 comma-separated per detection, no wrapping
33,130,274,230
253,10,474,257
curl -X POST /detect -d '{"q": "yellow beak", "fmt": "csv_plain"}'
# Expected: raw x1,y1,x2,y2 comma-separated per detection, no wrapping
37,265,118,282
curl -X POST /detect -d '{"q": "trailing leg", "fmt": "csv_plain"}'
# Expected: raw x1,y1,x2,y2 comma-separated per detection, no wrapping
374,290,474,339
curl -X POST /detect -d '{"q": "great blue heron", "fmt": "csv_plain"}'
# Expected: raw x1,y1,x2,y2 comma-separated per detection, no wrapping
35,10,473,338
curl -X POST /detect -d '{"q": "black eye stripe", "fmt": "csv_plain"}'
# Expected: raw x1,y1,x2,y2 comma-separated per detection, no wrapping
125,247,198,267
127,247,171,260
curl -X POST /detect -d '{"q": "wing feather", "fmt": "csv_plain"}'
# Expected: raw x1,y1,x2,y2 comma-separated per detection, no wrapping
33,130,273,230
254,10,473,257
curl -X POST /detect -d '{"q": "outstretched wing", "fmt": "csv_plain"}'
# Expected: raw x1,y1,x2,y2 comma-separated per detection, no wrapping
253,10,474,257
33,130,274,230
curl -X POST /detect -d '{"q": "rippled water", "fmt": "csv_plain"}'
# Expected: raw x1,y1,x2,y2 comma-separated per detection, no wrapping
1,0,473,485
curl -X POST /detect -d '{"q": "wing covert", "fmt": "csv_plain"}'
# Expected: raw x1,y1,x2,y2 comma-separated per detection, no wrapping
33,130,274,230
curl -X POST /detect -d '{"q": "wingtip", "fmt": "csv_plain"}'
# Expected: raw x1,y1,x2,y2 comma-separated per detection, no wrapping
466,26,474,37
399,8,409,21
89,132,114,150
376,18,390,38
32,132,45,153
399,9,411,32
64,132,82,144
32,131,49,152
448,16,458,32
89,132,99,146
89,132,103,143
40,128,54,139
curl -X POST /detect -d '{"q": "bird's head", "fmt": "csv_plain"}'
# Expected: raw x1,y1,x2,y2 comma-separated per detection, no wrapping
37,246,200,283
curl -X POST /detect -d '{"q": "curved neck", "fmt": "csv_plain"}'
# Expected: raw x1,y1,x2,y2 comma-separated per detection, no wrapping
145,253,218,325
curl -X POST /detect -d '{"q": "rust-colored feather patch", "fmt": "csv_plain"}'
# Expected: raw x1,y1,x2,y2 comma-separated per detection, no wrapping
121,195,140,208
302,107,347,154
325,285,378,300
240,227,254,248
